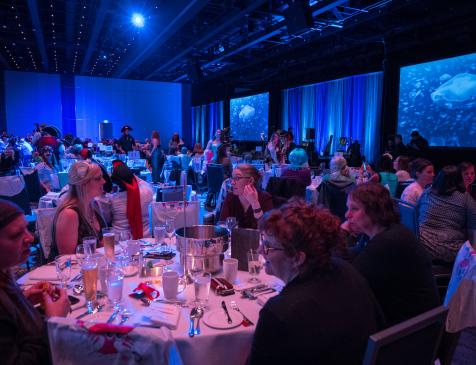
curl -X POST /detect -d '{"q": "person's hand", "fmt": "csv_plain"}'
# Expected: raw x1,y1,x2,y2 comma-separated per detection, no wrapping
243,183,259,207
24,282,55,305
42,287,71,317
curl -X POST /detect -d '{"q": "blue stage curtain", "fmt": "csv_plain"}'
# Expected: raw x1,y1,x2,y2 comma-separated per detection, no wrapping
282,72,383,162
190,101,224,148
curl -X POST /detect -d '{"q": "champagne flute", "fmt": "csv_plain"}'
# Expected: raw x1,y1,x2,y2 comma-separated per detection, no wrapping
164,218,175,249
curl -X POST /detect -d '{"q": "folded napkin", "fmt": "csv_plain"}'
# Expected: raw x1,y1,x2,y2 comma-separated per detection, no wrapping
28,264,80,282
257,291,279,306
136,302,181,329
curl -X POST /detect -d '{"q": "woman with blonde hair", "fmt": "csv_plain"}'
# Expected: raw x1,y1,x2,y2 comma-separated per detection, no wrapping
49,161,107,259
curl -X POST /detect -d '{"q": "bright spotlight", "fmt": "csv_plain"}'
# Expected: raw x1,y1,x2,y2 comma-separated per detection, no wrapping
131,13,145,28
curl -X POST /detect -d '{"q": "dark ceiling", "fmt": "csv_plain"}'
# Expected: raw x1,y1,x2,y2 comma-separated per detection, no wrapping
0,0,475,89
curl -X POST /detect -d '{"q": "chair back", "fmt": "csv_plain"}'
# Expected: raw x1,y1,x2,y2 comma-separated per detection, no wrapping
395,199,418,236
150,201,200,232
266,176,306,200
317,180,354,221
47,317,183,365
362,306,448,365
0,174,31,215
35,208,57,258
21,168,44,202
157,186,185,202
207,163,224,194
395,181,413,199
231,228,260,271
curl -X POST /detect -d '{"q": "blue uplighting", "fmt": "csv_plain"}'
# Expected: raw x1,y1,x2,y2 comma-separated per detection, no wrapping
131,13,145,28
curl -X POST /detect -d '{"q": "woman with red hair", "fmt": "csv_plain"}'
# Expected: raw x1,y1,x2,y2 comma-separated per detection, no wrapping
248,199,383,364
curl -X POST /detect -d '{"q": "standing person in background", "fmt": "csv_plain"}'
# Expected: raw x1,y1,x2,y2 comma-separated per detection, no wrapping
117,125,136,154
205,129,224,164
168,132,185,155
147,131,165,184
407,130,429,158
264,132,281,165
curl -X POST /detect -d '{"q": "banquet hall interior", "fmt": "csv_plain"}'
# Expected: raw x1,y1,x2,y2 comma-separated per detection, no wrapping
1,0,476,364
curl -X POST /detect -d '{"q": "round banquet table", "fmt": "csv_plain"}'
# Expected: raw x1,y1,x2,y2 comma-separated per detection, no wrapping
18,247,283,365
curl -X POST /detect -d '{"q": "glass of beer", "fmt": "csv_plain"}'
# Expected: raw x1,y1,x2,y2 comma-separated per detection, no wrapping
81,256,98,313
102,228,115,259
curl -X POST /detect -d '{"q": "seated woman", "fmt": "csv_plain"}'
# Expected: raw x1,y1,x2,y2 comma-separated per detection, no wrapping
35,146,59,192
345,183,439,326
110,163,153,238
248,199,383,365
369,154,398,197
401,158,434,205
418,165,476,263
0,200,70,363
393,155,412,182
49,161,107,259
281,148,311,186
318,155,355,220
264,132,281,165
458,161,476,201
219,164,273,229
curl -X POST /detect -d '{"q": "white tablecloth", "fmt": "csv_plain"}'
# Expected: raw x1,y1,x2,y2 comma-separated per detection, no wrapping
19,250,283,365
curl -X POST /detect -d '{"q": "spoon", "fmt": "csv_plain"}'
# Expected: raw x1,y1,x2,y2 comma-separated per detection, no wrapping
194,307,204,335
72,284,84,295
188,307,199,337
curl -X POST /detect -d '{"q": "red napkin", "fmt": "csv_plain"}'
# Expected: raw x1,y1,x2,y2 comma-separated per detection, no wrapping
129,282,160,301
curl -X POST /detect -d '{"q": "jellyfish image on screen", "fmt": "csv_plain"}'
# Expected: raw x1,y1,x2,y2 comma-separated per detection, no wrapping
397,52,476,147
230,92,269,141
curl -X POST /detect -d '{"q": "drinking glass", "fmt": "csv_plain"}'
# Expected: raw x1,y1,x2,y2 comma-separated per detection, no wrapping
117,230,131,253
192,271,211,307
247,250,262,283
102,228,116,259
225,217,237,258
106,261,125,309
81,256,98,313
164,170,171,184
154,225,166,245
75,244,92,266
164,218,175,247
95,254,108,294
55,255,72,288
82,236,97,254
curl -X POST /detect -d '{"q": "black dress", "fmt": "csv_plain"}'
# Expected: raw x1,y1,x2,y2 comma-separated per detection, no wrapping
248,258,384,365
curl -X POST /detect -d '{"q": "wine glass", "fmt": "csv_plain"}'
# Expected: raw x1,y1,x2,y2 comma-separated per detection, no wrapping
106,260,125,310
225,217,237,258
247,250,262,283
164,218,175,248
164,170,171,185
117,230,132,254
55,255,72,288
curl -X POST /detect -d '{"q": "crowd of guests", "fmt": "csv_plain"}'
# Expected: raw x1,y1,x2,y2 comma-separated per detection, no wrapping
1,124,476,364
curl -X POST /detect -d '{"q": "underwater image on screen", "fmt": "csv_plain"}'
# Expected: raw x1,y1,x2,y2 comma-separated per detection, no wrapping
397,52,476,147
230,92,269,141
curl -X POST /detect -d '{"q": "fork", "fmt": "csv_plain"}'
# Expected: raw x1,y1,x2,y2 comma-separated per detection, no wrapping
230,301,254,326
247,288,276,300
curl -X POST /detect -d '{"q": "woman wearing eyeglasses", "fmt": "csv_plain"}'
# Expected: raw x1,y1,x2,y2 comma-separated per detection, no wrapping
248,199,383,365
49,161,107,259
219,164,273,229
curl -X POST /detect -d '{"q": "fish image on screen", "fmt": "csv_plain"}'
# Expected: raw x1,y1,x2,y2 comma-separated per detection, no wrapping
230,92,269,141
397,52,476,147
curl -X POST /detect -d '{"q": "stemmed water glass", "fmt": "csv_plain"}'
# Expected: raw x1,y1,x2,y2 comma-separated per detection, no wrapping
106,260,125,311
164,218,175,248
117,230,132,254
55,255,72,288
225,217,237,257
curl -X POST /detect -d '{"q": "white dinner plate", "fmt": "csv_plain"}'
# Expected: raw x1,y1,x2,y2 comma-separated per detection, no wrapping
203,308,242,330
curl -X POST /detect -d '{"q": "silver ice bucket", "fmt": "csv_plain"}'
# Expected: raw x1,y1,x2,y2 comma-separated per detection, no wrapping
175,225,229,274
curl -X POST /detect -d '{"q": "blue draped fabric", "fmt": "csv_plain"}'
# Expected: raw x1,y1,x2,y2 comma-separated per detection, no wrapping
282,72,383,162
190,101,224,148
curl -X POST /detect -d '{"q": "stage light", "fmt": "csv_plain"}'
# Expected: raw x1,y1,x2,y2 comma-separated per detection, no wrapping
131,13,145,28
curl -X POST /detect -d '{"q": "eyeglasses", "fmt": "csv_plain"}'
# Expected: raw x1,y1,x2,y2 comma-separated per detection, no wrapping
260,235,285,255
231,176,250,182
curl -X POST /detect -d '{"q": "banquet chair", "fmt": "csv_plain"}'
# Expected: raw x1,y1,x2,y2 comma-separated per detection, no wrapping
231,228,260,271
0,174,32,215
21,168,44,203
395,199,418,236
157,186,185,202
395,181,413,199
35,208,57,260
47,317,184,365
362,306,448,365
206,163,224,209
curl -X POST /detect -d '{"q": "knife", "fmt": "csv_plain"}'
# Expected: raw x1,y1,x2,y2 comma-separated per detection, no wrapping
107,308,120,324
221,301,232,324
76,304,103,320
